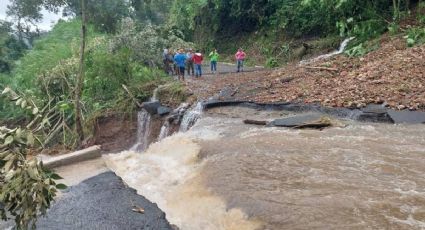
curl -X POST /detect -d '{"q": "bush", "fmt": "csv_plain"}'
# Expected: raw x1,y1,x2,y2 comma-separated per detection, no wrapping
405,27,425,47
265,57,278,68
345,43,368,57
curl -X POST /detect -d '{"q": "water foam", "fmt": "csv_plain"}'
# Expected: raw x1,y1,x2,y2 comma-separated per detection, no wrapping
179,102,204,132
104,133,261,230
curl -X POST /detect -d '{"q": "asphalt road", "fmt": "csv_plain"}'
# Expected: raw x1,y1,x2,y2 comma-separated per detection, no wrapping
1,159,174,230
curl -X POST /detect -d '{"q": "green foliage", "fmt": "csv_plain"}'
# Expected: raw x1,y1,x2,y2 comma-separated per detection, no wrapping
345,43,368,57
155,81,188,107
110,18,193,64
0,20,28,74
405,27,425,47
0,74,24,120
189,0,395,40
167,0,207,39
171,0,406,63
0,94,66,229
84,46,167,112
1,17,187,148
417,1,425,25
1,86,75,148
349,19,387,41
64,0,130,33
265,57,278,68
131,0,174,25
12,20,94,91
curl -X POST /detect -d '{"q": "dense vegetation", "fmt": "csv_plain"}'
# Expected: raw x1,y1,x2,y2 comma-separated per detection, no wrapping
167,0,425,64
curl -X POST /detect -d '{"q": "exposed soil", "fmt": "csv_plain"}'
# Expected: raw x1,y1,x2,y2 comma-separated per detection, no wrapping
186,36,425,112
92,110,180,153
93,113,138,152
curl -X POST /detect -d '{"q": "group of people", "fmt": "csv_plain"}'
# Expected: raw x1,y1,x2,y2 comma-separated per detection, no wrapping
162,48,247,81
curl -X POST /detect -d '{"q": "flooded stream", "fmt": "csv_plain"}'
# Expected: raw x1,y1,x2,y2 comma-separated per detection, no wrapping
105,106,425,230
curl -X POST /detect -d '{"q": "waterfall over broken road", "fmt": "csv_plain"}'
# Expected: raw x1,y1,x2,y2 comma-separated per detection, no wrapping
105,106,425,230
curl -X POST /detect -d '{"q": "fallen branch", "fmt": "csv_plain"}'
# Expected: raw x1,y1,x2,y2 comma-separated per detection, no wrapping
303,66,338,71
132,205,145,214
122,84,143,107
231,87,239,96
243,119,268,125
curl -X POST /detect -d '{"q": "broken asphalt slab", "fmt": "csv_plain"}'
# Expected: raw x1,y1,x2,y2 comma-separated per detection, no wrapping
203,101,425,124
267,113,325,127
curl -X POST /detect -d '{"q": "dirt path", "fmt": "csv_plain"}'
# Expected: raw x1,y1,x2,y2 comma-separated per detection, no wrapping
180,62,263,78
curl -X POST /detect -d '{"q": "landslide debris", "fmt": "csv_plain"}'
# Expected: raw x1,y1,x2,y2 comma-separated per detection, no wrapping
187,36,425,111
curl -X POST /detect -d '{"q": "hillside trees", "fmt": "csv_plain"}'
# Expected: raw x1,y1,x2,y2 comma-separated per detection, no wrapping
171,0,418,52
7,0,89,145
131,0,173,25
64,0,130,33
0,20,28,74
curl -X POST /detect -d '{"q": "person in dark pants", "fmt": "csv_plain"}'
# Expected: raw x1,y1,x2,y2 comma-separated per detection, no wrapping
162,48,173,75
186,49,195,77
235,48,246,72
173,49,187,81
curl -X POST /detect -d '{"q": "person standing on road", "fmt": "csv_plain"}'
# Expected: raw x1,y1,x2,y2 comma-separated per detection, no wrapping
209,48,219,74
162,48,169,74
174,49,187,81
235,48,246,72
186,49,195,77
163,48,174,75
168,49,176,76
193,50,204,78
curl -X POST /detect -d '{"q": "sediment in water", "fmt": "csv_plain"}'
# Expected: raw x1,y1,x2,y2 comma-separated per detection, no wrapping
104,133,262,230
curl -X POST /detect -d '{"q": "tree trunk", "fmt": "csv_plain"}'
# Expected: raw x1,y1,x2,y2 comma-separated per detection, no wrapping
393,0,400,21
74,0,86,147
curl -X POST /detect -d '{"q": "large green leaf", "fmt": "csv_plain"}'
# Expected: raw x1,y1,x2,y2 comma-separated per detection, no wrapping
4,136,13,145
55,183,67,190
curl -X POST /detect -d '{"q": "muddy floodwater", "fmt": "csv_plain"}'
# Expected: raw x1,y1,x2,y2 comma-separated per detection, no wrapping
105,106,425,230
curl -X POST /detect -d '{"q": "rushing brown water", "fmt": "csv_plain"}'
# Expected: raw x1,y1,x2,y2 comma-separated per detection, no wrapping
106,106,425,230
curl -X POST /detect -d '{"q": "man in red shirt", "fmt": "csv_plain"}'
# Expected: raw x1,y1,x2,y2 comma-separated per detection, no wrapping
192,50,203,78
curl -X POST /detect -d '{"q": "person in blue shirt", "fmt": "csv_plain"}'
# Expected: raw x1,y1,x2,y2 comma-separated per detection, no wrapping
173,49,187,81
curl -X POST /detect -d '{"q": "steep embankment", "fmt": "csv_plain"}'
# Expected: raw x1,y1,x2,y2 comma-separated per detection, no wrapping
187,36,425,112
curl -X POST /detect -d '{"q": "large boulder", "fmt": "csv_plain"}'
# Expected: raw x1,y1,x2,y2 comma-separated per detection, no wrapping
268,113,324,127
142,101,161,114
157,106,172,116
